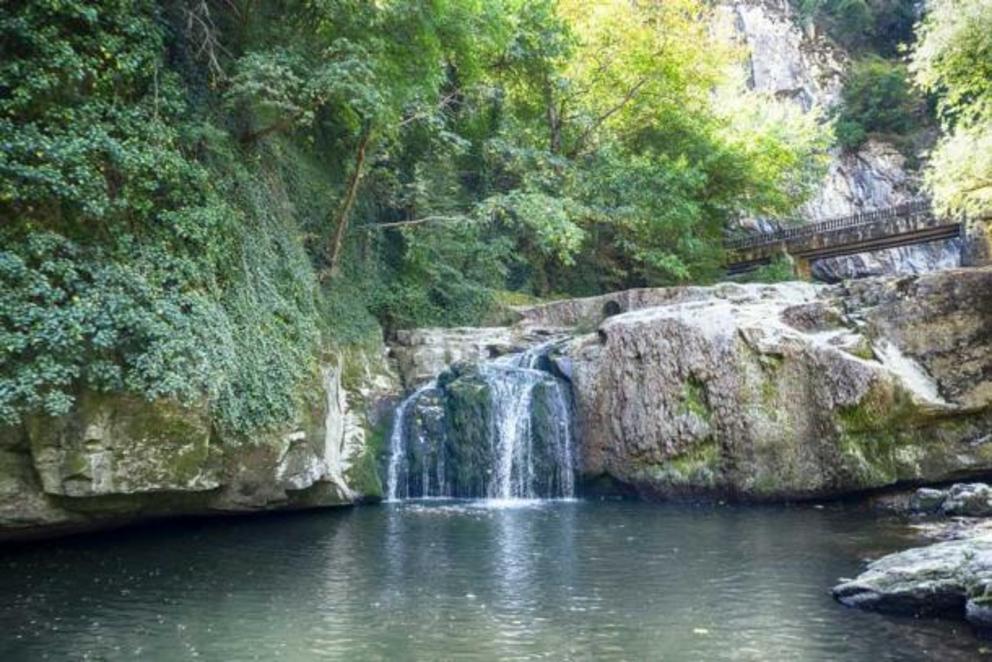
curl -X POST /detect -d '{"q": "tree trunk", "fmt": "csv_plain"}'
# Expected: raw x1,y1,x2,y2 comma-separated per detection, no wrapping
325,127,371,279
545,77,562,155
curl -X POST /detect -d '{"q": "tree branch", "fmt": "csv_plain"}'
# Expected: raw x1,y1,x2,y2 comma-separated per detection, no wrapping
323,126,372,280
567,76,649,158
366,215,466,230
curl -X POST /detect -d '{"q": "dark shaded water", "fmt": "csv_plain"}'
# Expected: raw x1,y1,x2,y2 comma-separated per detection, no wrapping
0,500,986,660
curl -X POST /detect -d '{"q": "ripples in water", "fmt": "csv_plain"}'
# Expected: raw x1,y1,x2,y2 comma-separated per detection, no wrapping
0,500,985,661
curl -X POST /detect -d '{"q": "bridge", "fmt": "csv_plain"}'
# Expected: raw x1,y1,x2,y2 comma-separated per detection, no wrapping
724,200,968,278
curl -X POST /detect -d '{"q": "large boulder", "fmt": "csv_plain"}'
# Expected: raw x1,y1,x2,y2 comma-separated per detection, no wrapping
0,348,399,541
567,269,992,500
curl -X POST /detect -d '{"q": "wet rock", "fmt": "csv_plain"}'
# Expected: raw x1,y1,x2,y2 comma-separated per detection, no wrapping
833,534,992,629
942,484,992,517
911,487,947,514
390,326,567,389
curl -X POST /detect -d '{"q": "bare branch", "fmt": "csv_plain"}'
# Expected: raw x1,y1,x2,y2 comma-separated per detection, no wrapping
567,76,649,158
366,215,466,230
183,1,230,84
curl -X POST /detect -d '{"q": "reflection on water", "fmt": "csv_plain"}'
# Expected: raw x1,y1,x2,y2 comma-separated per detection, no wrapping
0,501,984,661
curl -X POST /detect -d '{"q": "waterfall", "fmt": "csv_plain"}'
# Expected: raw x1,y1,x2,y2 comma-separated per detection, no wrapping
385,342,575,501
385,381,437,502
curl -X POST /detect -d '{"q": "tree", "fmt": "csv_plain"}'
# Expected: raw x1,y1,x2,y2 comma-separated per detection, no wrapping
911,0,992,215
833,56,923,151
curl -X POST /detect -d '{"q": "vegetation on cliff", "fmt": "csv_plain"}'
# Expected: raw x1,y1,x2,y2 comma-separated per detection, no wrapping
911,0,992,215
1,0,988,432
0,0,826,429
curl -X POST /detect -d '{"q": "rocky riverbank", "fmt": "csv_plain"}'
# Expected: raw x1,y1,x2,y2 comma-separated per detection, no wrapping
0,348,399,542
2,267,989,541
834,482,992,630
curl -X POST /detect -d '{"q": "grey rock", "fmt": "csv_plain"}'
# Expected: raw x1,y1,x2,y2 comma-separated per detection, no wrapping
942,483,992,517
812,238,962,283
0,347,400,541
717,0,844,112
833,529,992,629
832,536,992,622
565,269,992,499
911,487,948,514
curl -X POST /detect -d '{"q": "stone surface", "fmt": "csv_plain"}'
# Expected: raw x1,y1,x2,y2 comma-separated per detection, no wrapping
390,326,568,390
0,347,400,541
942,484,992,517
565,268,992,500
812,238,962,283
802,141,918,220
718,0,844,112
833,535,992,625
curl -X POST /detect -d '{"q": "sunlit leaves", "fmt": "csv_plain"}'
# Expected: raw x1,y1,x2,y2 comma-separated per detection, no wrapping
911,0,992,214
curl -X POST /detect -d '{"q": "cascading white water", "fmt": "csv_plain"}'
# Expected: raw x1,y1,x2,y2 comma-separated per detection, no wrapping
386,381,436,501
549,382,574,497
482,363,542,499
386,342,575,502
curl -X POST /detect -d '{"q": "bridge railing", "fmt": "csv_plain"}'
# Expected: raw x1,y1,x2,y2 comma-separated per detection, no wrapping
724,199,933,252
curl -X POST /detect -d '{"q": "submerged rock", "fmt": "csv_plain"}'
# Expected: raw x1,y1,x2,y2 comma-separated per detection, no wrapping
910,487,948,515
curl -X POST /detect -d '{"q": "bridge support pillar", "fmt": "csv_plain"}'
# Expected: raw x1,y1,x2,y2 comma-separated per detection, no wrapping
791,255,812,280
961,217,992,267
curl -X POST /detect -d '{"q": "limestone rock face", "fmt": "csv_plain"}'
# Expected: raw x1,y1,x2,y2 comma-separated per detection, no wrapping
390,326,567,389
720,0,844,111
0,347,399,541
566,268,992,499
811,238,963,283
27,393,219,498
802,141,917,219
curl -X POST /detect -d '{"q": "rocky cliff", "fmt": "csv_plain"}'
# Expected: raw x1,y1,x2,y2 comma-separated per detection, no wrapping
720,0,961,278
391,268,992,501
0,347,398,541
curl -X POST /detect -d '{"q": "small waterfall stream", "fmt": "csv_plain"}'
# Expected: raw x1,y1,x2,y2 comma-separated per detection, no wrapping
386,342,575,501
385,381,437,501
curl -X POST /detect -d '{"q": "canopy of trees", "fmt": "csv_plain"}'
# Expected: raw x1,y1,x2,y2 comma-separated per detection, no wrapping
9,0,986,431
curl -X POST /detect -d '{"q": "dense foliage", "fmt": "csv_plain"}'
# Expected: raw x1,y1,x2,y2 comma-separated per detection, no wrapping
793,0,917,55
0,0,842,429
794,0,935,158
833,56,928,154
911,0,992,215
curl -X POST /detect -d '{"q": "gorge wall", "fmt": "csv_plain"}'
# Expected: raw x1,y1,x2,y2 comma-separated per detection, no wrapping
720,0,961,279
